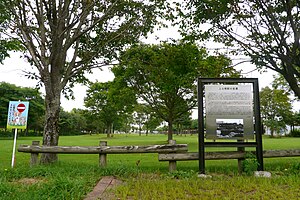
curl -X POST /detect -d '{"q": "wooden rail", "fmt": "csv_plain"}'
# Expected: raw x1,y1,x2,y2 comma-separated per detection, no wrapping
19,141,300,172
159,149,300,161
159,149,300,171
18,140,188,167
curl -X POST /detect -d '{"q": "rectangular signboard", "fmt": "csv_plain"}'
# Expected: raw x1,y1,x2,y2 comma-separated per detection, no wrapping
7,101,29,130
205,85,254,139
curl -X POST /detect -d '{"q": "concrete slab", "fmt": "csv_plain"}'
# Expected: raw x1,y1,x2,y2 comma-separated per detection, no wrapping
84,176,122,200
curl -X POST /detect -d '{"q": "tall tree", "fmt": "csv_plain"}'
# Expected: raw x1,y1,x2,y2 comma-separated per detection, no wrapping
84,81,136,137
3,0,169,163
142,105,162,136
260,86,293,137
133,104,147,136
59,108,87,135
183,0,300,99
112,42,240,141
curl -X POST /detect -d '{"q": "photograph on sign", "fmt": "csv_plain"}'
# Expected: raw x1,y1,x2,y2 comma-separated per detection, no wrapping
7,101,29,130
216,119,244,138
205,84,254,140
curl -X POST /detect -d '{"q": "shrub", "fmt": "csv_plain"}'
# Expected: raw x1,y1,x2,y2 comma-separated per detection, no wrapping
242,152,259,175
0,130,14,137
289,129,300,137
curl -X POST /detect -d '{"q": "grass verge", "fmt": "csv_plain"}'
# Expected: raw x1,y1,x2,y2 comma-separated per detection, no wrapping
0,134,299,199
113,173,300,200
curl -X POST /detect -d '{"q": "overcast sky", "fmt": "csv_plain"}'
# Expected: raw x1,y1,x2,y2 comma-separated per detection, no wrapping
1,26,299,113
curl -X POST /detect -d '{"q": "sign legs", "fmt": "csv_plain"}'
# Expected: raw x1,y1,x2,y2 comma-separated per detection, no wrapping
11,128,18,168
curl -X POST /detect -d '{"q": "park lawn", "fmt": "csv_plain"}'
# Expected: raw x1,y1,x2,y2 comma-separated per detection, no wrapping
0,134,299,199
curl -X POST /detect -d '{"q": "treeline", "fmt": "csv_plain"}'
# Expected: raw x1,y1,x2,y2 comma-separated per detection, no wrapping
0,82,200,137
2,81,300,138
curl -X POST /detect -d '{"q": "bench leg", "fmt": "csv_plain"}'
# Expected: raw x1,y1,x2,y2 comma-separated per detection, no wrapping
168,140,177,172
169,161,177,172
99,141,107,167
30,141,40,167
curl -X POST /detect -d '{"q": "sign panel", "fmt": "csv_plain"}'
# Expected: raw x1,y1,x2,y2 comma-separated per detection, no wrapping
7,101,29,130
205,85,254,139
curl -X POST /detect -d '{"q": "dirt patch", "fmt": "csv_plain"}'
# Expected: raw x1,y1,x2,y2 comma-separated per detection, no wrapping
13,178,46,185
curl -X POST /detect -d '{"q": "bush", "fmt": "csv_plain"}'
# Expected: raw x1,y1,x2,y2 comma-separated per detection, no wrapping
289,129,300,137
0,130,14,138
242,152,259,175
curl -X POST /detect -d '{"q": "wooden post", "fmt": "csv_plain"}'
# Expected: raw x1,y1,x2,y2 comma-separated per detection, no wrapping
237,139,245,174
30,141,40,167
168,140,177,172
99,141,107,167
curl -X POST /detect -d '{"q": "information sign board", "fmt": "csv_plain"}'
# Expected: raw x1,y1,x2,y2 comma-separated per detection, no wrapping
7,101,29,130
205,85,254,139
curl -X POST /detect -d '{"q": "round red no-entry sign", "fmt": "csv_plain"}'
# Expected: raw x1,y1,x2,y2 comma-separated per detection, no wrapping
17,103,26,113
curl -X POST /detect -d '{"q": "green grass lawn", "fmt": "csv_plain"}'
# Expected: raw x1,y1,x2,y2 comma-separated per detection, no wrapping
0,134,299,199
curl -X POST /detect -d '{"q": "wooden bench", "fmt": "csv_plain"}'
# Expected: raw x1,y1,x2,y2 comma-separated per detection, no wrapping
18,140,188,167
159,149,300,171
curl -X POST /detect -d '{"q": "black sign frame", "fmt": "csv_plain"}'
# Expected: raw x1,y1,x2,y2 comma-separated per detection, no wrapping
198,78,263,174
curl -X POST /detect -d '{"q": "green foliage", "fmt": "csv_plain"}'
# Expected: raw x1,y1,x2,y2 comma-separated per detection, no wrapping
2,0,173,158
289,129,300,137
84,81,136,136
242,152,259,176
113,41,240,140
289,162,300,175
260,86,293,136
0,39,23,64
3,0,172,90
182,0,300,99
59,109,87,136
0,1,23,63
272,74,294,97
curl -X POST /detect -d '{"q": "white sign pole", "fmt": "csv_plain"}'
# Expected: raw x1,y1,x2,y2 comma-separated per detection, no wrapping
7,101,29,168
11,128,18,168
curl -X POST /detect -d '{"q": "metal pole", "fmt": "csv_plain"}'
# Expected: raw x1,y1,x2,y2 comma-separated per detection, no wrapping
253,79,264,171
11,128,18,168
198,79,205,174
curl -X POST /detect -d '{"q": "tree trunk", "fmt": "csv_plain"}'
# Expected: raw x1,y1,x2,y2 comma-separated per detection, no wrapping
270,129,274,138
168,121,173,141
139,125,142,136
110,123,114,137
283,69,300,99
40,89,61,164
106,124,111,138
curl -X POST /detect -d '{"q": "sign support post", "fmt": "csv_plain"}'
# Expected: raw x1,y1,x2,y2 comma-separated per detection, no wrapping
11,128,18,168
198,79,205,174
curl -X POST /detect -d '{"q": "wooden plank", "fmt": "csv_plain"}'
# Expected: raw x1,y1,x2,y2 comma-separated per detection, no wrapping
204,142,257,147
18,144,188,154
262,149,300,158
158,149,300,161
